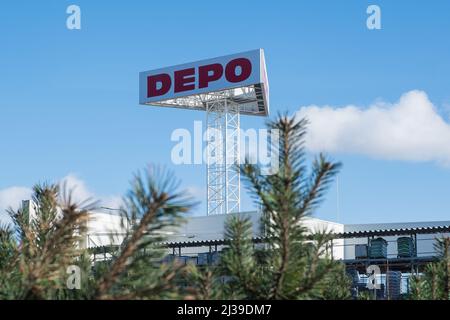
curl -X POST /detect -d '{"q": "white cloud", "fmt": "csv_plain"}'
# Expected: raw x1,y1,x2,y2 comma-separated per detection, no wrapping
60,174,123,210
0,175,123,224
185,185,205,200
296,90,450,165
0,186,32,225
185,185,206,216
60,174,93,204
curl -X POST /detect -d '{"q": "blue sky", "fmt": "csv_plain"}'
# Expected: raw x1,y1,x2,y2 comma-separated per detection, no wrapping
1,0,449,224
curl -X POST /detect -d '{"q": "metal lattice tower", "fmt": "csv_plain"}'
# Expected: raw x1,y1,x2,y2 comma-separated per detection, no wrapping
206,98,240,215
139,49,269,216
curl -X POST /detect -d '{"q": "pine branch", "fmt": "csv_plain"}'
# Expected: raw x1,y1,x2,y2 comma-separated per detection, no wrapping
95,167,195,299
234,114,344,300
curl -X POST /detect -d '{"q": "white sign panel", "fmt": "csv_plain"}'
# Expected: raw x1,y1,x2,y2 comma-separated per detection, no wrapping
139,49,269,115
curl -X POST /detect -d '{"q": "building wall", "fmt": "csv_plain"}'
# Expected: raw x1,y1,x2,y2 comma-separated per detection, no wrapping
163,211,263,256
167,211,263,243
164,211,346,259
85,211,127,248
303,218,345,259
78,207,449,260
21,200,128,249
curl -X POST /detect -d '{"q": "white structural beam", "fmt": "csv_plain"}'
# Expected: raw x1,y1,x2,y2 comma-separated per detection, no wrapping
206,97,240,215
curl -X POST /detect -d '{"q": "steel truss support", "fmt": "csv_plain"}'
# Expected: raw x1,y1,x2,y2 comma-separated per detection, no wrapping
206,98,240,215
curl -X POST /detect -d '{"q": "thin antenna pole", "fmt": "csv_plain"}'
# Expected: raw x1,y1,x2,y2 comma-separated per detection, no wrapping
336,175,340,222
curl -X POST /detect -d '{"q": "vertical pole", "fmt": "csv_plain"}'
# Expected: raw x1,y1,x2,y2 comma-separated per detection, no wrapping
206,93,240,215
386,258,390,300
206,105,210,216
414,233,418,257
336,176,340,222
330,239,334,260
225,98,229,214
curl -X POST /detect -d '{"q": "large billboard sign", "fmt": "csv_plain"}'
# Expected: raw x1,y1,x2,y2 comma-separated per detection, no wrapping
139,49,269,116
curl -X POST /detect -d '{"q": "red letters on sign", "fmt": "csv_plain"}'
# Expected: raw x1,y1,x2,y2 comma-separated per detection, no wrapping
147,73,171,98
174,68,195,93
198,63,224,89
225,58,252,83
147,57,253,98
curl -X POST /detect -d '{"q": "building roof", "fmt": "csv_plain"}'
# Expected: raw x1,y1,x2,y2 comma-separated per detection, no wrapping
161,224,450,248
335,224,450,239
161,237,266,248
